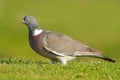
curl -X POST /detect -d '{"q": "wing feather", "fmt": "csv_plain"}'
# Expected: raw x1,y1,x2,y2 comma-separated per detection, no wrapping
43,31,102,56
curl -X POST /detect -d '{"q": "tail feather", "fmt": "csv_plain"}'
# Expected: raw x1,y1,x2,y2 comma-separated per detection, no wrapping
93,54,115,63
73,52,115,63
99,56,115,63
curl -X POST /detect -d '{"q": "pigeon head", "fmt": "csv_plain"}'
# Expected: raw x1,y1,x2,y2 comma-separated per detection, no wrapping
22,16,41,35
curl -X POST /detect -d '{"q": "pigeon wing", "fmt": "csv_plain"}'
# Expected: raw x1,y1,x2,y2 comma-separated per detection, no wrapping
43,31,102,57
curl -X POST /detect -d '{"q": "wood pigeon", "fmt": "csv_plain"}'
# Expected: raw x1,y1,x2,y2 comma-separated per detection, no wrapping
22,16,115,65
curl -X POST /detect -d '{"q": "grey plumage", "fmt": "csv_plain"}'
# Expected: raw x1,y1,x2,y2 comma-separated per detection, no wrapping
22,16,115,65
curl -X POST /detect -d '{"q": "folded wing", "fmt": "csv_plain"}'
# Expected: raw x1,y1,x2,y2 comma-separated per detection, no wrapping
43,31,102,57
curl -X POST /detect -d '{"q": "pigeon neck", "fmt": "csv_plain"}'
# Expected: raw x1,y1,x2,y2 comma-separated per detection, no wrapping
28,25,43,36
32,29,43,36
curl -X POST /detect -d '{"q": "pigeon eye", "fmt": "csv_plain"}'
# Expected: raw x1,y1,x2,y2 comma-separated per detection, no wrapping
25,18,30,21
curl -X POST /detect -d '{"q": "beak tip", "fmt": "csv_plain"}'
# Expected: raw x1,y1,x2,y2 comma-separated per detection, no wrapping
21,20,25,24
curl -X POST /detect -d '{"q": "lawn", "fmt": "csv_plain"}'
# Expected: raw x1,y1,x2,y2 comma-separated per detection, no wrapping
0,0,120,80
0,57,120,80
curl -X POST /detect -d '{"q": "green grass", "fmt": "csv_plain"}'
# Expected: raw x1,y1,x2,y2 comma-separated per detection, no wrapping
0,57,120,80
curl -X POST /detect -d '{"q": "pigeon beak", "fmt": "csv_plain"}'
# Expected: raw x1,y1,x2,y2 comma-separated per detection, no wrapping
21,20,25,24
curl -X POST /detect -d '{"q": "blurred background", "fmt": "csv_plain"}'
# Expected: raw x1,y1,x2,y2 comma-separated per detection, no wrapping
0,0,120,61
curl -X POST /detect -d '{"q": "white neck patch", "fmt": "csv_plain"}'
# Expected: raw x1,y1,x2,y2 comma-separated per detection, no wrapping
32,29,43,36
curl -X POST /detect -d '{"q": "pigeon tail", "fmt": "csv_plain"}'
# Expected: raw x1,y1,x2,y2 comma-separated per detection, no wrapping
99,56,115,63
74,53,115,63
